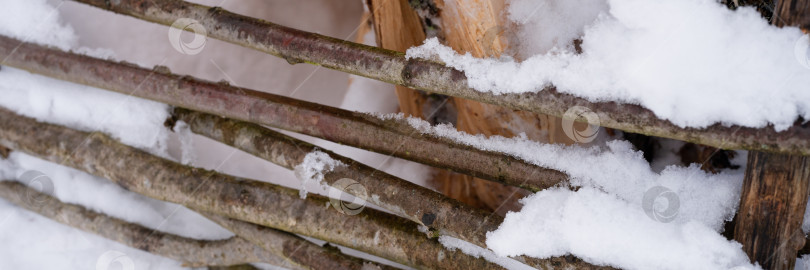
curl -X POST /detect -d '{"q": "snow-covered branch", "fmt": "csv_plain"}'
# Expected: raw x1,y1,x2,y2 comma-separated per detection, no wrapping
70,0,810,155
0,34,565,192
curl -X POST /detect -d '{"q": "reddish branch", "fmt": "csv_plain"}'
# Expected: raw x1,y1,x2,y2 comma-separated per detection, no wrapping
0,181,289,268
0,107,505,269
171,108,499,249
69,0,810,155
0,34,564,193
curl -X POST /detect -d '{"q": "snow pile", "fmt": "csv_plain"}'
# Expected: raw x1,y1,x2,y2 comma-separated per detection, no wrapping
0,0,76,50
0,67,171,154
295,150,345,199
0,0,170,154
506,0,607,56
388,113,755,269
407,0,810,131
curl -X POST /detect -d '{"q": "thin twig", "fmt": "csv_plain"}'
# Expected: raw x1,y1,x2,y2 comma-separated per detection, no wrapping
171,108,499,249
69,0,810,155
0,34,565,192
0,181,289,268
0,107,506,270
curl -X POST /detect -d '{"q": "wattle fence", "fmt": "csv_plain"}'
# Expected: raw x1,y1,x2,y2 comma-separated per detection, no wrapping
0,0,808,269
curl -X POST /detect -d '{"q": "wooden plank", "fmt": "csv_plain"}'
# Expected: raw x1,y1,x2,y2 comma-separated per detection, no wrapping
428,0,583,215
733,152,810,269
367,0,429,118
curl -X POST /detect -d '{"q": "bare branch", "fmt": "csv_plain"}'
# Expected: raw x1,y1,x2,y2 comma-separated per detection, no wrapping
201,213,400,270
68,0,810,155
0,181,288,268
0,107,507,269
0,34,565,193
171,108,499,249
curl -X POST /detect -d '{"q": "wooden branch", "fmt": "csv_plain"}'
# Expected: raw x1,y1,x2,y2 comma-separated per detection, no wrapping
200,213,400,270
171,108,499,249
0,107,503,269
68,0,810,155
732,152,810,269
0,34,565,193
0,181,288,268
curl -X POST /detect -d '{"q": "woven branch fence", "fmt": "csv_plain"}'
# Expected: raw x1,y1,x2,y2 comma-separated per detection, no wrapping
0,0,807,269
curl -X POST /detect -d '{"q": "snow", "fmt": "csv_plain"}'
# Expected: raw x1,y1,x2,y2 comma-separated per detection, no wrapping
407,0,810,131
294,150,345,199
0,0,76,50
382,113,756,269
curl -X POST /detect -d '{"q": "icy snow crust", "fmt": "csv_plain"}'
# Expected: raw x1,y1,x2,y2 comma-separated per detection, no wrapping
407,0,810,131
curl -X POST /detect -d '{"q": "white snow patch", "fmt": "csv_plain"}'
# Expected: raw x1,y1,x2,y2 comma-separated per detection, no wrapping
376,113,753,269
294,150,345,199
172,120,197,165
0,0,76,50
507,0,608,55
407,0,810,131
487,187,757,270
438,236,534,270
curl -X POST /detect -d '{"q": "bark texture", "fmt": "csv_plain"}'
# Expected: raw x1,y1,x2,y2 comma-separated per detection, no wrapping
0,34,565,193
0,107,502,270
201,213,398,270
66,0,810,156
733,152,810,270
171,108,500,249
0,181,290,268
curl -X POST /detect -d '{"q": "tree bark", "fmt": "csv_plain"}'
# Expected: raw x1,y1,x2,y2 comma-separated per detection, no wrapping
66,0,810,156
0,34,565,193
0,181,293,268
171,108,500,250
0,106,504,270
733,152,810,270
200,213,400,270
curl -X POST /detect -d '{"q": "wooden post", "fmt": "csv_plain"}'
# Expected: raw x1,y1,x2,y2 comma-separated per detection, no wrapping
733,1,810,269
733,152,810,269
